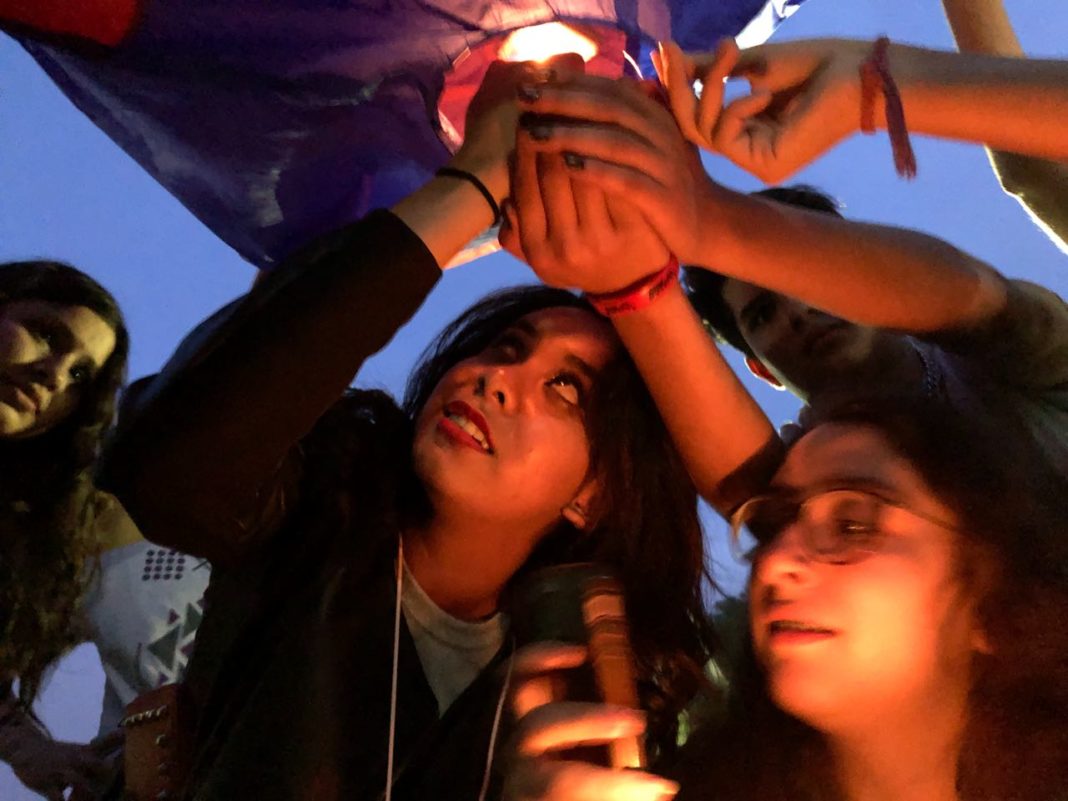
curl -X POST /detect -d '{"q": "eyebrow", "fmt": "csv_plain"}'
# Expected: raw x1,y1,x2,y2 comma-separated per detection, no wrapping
769,474,905,501
510,318,599,385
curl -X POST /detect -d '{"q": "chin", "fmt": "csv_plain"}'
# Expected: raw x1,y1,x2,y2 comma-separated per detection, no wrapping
767,669,851,727
0,409,29,438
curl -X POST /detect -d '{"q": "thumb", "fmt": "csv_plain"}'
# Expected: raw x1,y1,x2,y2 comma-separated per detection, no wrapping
695,38,742,146
657,41,704,148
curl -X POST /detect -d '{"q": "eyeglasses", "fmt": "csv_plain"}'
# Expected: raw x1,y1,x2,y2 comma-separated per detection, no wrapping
730,487,959,565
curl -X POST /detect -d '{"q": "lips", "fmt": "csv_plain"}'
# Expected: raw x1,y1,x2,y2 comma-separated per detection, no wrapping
764,618,836,647
0,378,42,415
440,400,495,454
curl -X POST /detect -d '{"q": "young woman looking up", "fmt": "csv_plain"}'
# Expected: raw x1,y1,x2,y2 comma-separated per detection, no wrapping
97,59,717,801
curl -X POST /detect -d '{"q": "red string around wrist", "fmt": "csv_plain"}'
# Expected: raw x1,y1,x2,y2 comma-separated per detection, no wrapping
584,256,680,317
859,36,917,179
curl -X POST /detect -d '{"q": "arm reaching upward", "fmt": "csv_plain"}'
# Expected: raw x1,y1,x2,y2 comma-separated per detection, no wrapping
655,37,1068,184
941,0,1068,253
97,60,534,564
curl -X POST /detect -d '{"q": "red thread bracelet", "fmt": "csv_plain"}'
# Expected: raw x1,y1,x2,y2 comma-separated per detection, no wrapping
860,36,917,179
585,256,680,317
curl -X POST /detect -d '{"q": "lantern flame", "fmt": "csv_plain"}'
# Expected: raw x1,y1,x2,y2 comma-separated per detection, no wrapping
498,22,598,63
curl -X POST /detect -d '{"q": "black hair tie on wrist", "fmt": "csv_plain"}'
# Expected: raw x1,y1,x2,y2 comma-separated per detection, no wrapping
435,167,501,226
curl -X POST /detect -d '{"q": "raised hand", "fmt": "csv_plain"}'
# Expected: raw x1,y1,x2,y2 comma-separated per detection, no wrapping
452,53,588,204
658,38,869,183
507,73,718,267
501,125,670,294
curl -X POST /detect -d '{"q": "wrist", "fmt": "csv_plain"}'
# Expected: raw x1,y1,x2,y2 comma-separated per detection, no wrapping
690,181,745,267
585,256,680,317
446,149,509,205
859,37,917,178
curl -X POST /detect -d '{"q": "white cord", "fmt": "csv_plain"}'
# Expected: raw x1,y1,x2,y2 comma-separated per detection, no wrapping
385,537,404,801
384,536,512,801
477,641,515,801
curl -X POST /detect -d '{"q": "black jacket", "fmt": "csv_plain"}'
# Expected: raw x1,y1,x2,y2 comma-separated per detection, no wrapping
99,211,509,800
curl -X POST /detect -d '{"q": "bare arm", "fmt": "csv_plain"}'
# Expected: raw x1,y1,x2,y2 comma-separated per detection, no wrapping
507,79,779,512
98,62,529,565
609,283,780,513
692,186,1010,335
941,0,1068,252
515,74,1010,337
659,39,1068,183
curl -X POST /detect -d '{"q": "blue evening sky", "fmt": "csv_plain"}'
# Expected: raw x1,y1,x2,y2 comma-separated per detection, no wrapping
1,3,1064,795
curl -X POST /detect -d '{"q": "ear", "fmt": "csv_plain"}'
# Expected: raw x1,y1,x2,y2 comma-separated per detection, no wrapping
744,355,784,389
562,481,600,530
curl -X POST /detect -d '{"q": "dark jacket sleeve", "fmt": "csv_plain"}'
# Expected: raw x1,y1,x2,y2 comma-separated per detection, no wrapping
97,210,441,566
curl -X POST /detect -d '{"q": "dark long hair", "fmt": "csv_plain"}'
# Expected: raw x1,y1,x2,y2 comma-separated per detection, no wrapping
676,400,1068,801
299,285,718,757
0,260,129,704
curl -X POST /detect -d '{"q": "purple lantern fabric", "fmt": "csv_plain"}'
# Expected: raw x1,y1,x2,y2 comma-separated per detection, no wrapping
15,0,808,268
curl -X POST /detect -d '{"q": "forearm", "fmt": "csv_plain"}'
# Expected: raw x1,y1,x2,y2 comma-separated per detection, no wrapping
941,0,1023,55
99,209,444,562
696,186,1008,332
939,2,1068,253
611,282,779,513
881,43,1068,161
988,151,1068,252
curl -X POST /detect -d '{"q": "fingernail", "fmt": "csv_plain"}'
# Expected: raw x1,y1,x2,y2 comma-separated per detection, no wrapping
528,125,553,142
563,152,585,169
517,83,541,102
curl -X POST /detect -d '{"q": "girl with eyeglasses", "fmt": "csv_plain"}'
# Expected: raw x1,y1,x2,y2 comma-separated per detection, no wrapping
505,400,1068,801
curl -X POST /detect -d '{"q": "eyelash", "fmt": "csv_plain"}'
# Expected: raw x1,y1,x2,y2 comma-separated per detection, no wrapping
488,334,585,408
547,372,584,407
31,323,93,385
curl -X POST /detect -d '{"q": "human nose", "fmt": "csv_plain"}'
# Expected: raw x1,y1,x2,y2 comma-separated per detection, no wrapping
750,522,815,588
478,364,530,414
29,353,74,393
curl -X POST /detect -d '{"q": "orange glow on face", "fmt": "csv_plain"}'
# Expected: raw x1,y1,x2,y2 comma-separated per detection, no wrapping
498,22,598,63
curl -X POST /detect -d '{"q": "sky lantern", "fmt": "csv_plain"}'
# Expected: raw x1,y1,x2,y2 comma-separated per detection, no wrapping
13,0,808,269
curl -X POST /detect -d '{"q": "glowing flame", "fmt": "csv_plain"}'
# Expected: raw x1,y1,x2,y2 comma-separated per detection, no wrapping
498,22,598,64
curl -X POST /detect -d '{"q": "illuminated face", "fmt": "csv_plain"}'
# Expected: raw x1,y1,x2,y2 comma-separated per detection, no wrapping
412,307,616,547
747,423,985,734
722,279,881,396
0,300,116,438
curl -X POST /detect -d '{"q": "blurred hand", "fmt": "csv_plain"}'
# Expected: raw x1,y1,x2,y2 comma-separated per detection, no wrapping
2,727,122,801
452,53,587,202
508,73,716,266
652,38,741,153
501,132,670,294
502,643,678,801
663,38,869,183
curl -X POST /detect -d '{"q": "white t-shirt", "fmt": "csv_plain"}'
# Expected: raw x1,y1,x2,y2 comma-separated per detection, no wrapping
400,560,506,715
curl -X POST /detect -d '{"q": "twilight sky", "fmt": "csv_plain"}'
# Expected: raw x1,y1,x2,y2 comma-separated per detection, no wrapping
1,2,1065,796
